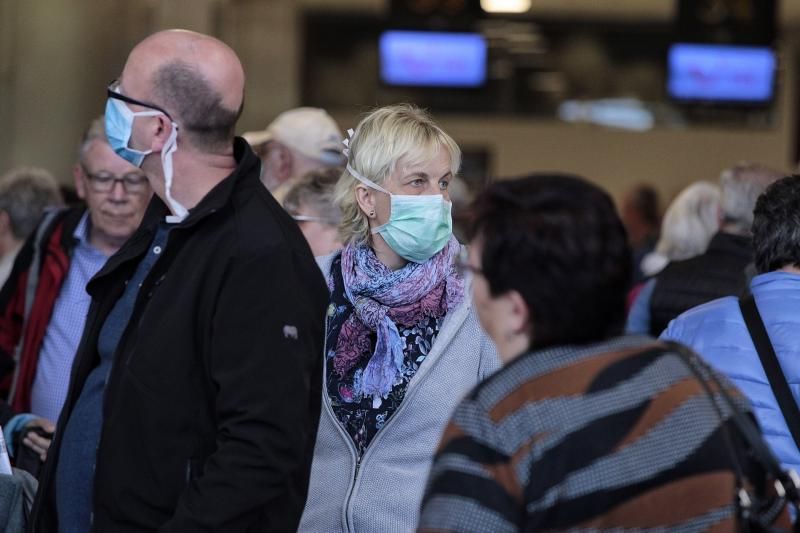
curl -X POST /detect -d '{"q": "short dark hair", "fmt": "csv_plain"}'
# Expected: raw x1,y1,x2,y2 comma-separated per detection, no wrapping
752,174,800,273
469,174,631,349
152,60,241,151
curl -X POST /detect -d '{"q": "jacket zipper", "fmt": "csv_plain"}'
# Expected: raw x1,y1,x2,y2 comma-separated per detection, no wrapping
332,314,464,531
324,266,473,531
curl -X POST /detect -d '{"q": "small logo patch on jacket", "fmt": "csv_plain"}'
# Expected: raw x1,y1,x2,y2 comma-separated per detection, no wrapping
283,325,298,340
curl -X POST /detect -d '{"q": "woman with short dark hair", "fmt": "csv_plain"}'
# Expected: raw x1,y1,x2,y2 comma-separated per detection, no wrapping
419,173,786,531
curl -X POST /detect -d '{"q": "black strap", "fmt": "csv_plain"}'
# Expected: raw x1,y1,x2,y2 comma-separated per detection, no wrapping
739,294,800,451
666,342,794,488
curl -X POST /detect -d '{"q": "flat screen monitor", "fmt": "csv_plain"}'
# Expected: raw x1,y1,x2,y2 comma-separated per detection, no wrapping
379,30,487,88
667,43,776,104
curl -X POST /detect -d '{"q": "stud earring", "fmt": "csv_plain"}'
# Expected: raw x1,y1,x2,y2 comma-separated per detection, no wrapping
369,210,375,218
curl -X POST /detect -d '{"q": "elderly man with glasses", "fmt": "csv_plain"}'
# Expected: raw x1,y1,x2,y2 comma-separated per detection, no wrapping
0,117,151,474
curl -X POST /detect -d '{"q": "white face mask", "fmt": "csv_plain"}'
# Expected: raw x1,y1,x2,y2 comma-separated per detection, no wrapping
160,125,187,223
347,164,453,263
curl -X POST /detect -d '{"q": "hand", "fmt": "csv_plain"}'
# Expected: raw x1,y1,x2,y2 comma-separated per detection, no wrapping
22,418,55,462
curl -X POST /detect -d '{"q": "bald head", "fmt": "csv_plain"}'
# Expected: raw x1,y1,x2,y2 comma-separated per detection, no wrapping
121,30,245,151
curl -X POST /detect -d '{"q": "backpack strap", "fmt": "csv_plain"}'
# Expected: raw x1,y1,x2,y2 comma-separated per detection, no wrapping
739,293,800,451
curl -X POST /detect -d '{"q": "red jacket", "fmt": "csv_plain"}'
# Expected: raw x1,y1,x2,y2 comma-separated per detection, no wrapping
0,207,84,414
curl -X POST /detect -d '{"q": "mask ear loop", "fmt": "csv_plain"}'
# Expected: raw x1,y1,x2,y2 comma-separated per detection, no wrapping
345,165,392,235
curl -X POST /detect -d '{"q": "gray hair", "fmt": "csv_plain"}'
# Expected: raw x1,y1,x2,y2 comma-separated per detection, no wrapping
0,167,63,240
720,162,783,234
153,60,241,151
283,167,343,226
78,116,107,164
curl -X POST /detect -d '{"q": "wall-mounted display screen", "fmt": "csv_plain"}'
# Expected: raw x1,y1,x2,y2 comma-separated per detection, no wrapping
379,30,488,88
667,43,776,104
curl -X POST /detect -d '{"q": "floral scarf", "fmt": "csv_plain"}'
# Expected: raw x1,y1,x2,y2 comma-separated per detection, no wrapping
333,236,464,405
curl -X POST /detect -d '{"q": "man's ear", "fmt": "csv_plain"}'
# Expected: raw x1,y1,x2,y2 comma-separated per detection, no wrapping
0,211,11,237
275,144,293,182
149,115,174,152
73,163,87,200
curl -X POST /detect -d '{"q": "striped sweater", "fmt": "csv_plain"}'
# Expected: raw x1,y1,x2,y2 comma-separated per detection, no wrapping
419,336,787,532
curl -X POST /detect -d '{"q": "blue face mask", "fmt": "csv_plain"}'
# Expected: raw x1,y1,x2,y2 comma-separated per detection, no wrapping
104,97,163,167
347,164,453,263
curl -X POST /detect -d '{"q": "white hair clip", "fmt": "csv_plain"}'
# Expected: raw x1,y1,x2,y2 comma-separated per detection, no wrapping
342,128,355,158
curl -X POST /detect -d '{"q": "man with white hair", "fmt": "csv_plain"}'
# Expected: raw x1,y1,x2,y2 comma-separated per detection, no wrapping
647,162,782,335
243,107,346,201
0,117,151,471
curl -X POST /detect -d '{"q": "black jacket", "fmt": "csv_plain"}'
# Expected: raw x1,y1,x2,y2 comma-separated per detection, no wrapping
649,231,752,335
29,139,329,532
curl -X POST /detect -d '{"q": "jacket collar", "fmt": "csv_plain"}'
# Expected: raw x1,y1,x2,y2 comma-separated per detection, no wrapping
88,137,259,290
707,231,752,258
138,137,259,232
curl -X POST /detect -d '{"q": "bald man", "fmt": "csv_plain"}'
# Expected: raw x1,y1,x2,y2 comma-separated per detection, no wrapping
29,30,329,532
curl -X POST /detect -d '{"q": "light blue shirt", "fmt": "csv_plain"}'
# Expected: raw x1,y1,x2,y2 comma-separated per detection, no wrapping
29,213,109,423
625,278,657,335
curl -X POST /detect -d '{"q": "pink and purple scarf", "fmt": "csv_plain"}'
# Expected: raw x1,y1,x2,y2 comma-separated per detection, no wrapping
333,236,464,404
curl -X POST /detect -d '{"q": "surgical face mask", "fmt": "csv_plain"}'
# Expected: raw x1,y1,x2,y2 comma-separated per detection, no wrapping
346,163,452,263
105,82,188,223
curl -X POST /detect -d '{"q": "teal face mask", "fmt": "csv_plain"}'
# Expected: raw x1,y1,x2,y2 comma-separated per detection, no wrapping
347,164,453,263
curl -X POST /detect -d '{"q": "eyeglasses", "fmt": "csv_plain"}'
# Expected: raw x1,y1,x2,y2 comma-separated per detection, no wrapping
107,79,173,120
83,170,149,194
455,247,483,277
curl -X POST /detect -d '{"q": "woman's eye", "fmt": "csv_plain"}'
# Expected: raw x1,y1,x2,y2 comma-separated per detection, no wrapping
439,180,450,190
410,179,426,187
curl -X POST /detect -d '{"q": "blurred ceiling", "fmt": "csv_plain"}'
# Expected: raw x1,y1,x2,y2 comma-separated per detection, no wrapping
296,0,800,26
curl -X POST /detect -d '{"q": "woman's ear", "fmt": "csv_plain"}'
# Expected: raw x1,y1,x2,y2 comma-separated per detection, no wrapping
507,289,532,340
355,184,376,219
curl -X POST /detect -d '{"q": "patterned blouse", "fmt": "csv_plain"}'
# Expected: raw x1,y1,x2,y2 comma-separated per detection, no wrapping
326,255,443,457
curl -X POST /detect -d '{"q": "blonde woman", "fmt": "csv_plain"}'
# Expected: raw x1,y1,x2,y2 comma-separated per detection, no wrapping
627,181,721,335
299,104,498,531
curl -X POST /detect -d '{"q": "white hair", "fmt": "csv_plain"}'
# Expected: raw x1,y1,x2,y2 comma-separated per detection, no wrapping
641,181,721,276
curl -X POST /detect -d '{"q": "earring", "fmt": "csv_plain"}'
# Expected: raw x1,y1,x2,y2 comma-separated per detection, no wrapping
369,210,375,218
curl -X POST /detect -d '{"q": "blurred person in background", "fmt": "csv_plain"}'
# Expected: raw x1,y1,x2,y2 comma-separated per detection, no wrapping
626,181,721,335
644,162,781,336
299,104,499,532
283,166,343,257
446,175,473,243
419,173,789,531
0,167,62,286
662,175,800,474
620,183,661,284
243,106,346,202
0,117,151,471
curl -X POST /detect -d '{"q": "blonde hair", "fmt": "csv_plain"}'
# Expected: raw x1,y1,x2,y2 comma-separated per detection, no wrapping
335,104,461,245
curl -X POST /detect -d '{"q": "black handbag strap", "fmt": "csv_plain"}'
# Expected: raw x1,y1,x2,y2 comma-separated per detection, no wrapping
739,294,800,451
